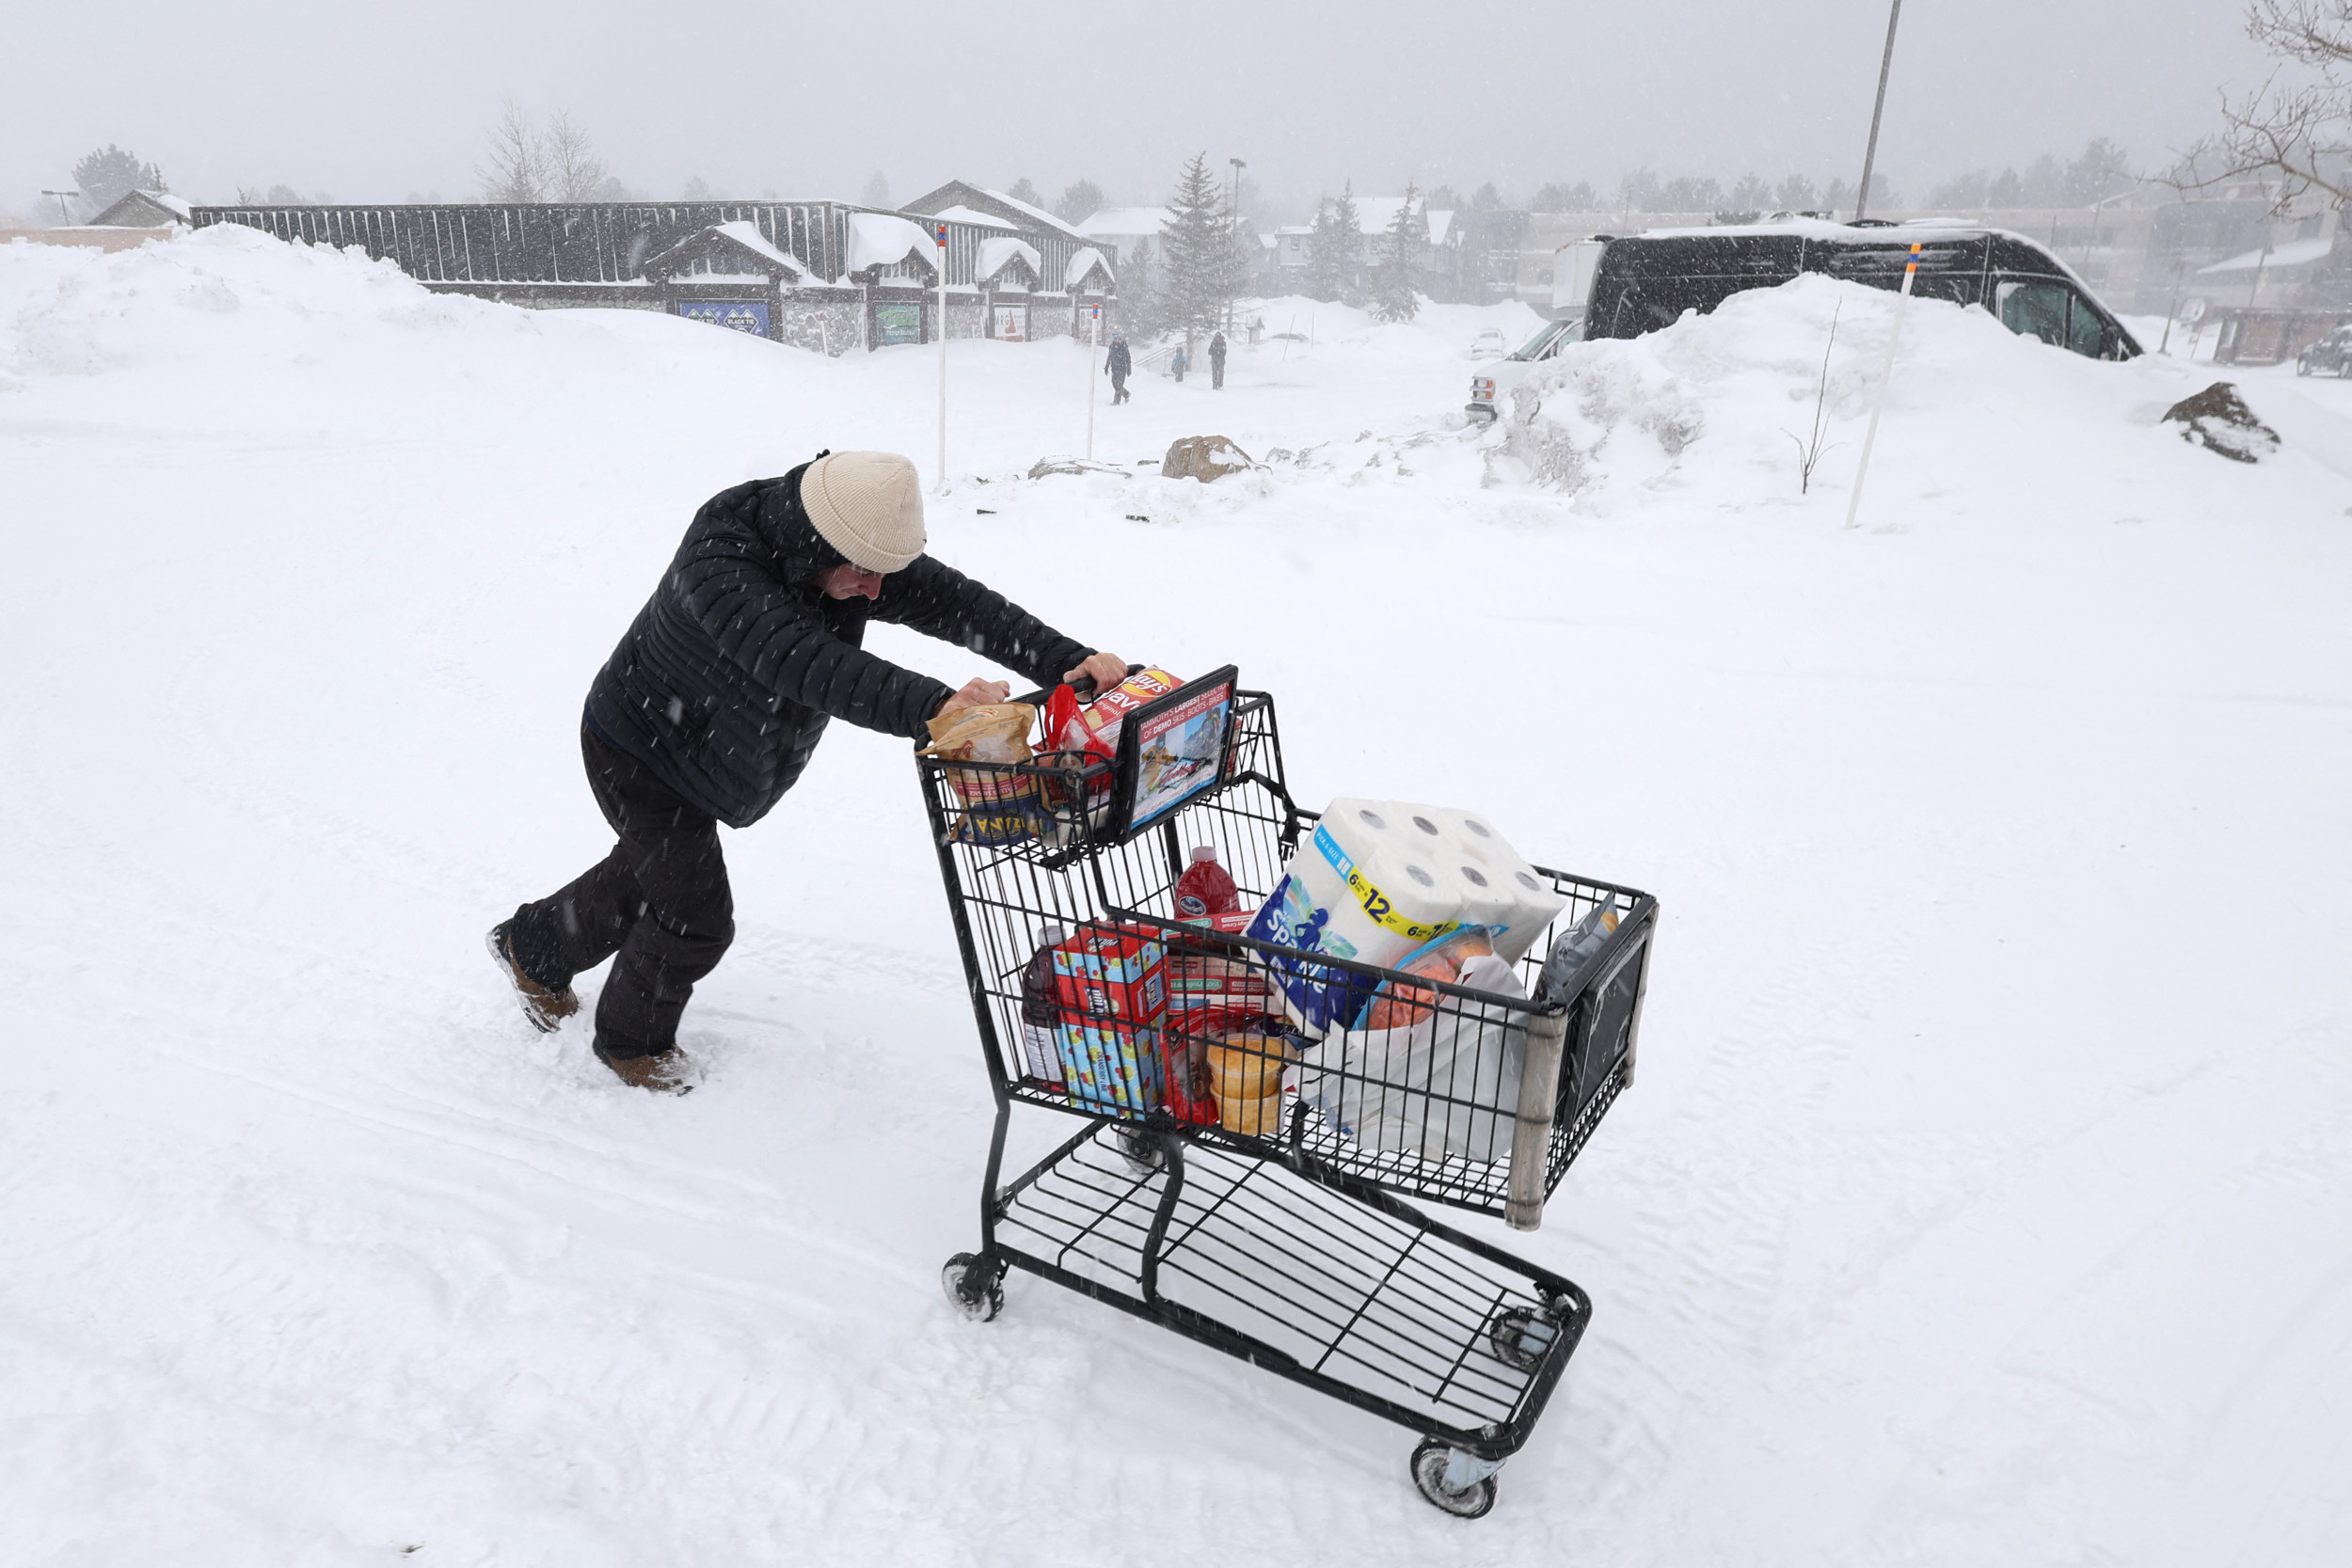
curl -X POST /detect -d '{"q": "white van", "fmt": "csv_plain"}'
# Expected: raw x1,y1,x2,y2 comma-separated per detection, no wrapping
1467,239,1606,420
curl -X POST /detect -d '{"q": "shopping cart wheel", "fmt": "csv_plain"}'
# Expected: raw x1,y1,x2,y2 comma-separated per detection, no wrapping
1486,1306,1560,1373
1113,1122,1167,1179
1409,1437,1499,1519
940,1252,1005,1323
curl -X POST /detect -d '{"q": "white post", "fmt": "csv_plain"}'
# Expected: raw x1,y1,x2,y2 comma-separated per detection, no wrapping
935,222,949,491
1086,306,1101,461
1844,244,1918,531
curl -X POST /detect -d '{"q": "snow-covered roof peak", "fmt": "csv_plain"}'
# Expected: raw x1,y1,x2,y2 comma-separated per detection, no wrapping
980,188,1090,242
710,222,809,279
934,204,1019,231
845,211,938,275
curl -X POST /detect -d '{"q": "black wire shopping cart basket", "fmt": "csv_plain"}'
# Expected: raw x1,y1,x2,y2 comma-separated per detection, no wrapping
916,676,1659,1518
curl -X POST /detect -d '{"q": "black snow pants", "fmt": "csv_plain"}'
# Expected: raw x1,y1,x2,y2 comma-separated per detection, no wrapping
507,721,735,1059
1111,370,1129,404
1211,356,1225,388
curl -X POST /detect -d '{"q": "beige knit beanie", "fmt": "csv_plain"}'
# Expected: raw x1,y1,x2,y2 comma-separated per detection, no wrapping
802,451,926,573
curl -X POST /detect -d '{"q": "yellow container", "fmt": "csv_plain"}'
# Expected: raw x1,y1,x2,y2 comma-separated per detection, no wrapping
1220,1089,1286,1136
1207,1037,1290,1101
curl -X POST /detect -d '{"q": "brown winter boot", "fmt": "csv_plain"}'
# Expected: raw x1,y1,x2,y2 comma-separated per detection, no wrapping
594,1044,694,1095
485,922,580,1034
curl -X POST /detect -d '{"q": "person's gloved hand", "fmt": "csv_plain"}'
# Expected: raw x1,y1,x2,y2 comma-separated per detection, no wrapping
1063,651,1129,691
935,676,1011,718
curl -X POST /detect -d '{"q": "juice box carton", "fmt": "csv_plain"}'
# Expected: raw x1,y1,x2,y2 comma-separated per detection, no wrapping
1051,924,1169,1114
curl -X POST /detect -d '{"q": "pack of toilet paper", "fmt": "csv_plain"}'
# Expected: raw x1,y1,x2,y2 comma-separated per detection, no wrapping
1244,798,1567,1035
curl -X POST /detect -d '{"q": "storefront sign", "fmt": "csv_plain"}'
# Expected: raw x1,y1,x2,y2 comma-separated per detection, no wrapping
993,306,1025,342
876,302,922,346
679,301,770,338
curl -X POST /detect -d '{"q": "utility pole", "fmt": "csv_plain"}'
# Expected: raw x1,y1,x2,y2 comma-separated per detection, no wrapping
1228,157,1247,335
1086,305,1101,460
1853,0,1904,221
934,220,950,491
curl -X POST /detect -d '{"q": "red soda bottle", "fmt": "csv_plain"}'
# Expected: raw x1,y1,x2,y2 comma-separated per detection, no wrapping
1019,926,1067,1086
1174,847,1240,919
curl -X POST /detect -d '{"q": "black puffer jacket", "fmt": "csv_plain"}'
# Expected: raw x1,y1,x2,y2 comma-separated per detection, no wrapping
584,465,1092,829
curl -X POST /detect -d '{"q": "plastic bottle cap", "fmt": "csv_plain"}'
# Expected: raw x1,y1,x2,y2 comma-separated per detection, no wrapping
1190,846,1218,863
1041,924,1067,944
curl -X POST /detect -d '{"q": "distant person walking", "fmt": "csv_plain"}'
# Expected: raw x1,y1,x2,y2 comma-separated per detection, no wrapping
1171,345,1189,383
1106,332,1132,404
1209,330,1227,389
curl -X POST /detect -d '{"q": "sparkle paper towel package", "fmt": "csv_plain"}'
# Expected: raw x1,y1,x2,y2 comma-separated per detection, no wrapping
1245,799,1464,1034
1246,798,1570,1032
1415,803,1567,963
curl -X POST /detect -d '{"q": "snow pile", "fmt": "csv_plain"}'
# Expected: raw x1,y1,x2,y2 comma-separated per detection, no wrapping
1490,273,2285,515
2,224,507,383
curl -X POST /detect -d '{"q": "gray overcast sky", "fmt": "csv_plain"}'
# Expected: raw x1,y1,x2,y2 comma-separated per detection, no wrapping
4,0,2276,219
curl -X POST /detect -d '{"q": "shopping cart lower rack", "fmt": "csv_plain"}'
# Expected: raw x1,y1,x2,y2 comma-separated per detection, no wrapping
918,681,1658,1518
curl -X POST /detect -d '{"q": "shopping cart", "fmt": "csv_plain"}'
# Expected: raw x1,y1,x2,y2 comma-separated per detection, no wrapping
917,678,1658,1518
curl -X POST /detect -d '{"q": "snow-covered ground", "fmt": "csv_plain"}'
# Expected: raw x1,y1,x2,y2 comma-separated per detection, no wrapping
4,227,2348,1565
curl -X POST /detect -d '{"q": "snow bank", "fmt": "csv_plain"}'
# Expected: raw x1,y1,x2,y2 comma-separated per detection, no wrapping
1490,273,2304,516
1,223,518,385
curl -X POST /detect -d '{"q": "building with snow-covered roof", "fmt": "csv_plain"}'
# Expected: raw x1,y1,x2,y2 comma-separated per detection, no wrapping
1076,208,1173,269
89,189,192,229
188,191,1119,351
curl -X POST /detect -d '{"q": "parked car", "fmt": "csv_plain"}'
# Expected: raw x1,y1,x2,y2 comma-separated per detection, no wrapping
1469,327,1508,358
1467,318,1585,418
1471,220,2140,421
2296,325,2352,375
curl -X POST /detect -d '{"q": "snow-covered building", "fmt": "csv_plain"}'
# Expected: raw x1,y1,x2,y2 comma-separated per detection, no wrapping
1076,208,1174,270
898,180,1108,339
189,193,1119,351
88,189,192,230
638,223,862,354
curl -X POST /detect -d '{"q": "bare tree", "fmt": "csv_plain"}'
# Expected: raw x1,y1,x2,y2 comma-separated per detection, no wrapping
1787,302,1843,496
480,101,548,202
2185,2,2352,209
545,110,609,202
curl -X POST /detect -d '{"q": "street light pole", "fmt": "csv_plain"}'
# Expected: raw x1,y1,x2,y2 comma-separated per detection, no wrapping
1228,157,1247,335
41,189,80,224
1854,0,1904,221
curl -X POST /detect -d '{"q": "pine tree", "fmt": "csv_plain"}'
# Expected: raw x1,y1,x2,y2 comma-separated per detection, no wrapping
1305,180,1362,303
1054,179,1105,224
1371,182,1426,323
1158,151,1237,347
72,145,161,219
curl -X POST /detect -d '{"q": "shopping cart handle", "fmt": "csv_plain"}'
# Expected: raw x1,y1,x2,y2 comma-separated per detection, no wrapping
1012,663,1142,707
